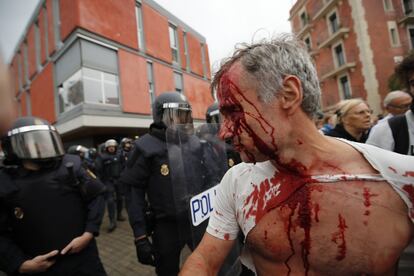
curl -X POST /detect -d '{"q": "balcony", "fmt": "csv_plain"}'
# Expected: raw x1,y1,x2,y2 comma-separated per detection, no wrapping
318,27,350,49
399,12,414,25
320,62,356,81
313,0,342,21
297,23,314,39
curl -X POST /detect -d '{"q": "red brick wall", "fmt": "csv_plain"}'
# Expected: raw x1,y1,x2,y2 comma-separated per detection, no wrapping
77,0,138,49
183,74,213,119
60,0,79,42
46,0,56,55
142,3,171,63
187,32,203,77
118,49,151,114
10,56,19,96
204,43,211,79
20,92,27,117
30,63,56,122
153,62,174,96
27,25,37,79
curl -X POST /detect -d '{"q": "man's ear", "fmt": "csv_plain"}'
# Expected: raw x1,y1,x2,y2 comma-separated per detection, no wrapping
279,75,303,115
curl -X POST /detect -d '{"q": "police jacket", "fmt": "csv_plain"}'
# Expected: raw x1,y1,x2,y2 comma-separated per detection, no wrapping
95,151,122,182
0,154,106,275
118,123,219,238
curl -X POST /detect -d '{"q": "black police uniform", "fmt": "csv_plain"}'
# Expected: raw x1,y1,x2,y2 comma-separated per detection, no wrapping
95,151,122,224
0,154,106,275
120,122,217,276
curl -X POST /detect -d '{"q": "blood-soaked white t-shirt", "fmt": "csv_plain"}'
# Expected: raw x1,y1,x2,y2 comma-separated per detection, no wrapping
206,139,414,271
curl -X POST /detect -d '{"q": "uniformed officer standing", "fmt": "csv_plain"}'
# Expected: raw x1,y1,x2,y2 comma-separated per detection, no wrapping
119,137,133,171
95,139,124,232
119,92,217,276
0,117,106,275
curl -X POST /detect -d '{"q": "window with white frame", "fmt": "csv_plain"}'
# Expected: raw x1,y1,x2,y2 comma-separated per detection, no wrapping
334,43,345,67
304,36,312,51
135,3,145,51
174,72,183,93
35,21,42,71
23,41,29,83
328,12,339,34
300,11,308,28
183,31,190,71
388,21,400,47
147,62,155,106
58,68,119,113
383,0,394,11
403,0,414,15
339,75,351,99
169,25,179,64
25,90,32,115
52,0,61,48
17,53,22,91
409,27,414,49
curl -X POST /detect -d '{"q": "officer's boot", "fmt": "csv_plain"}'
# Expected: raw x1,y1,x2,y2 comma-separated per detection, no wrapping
108,220,117,233
117,211,126,221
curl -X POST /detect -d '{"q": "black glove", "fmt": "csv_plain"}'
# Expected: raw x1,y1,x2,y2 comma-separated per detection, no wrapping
135,237,156,266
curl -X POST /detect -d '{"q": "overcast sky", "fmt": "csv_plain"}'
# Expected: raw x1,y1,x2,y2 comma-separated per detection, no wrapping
0,0,294,71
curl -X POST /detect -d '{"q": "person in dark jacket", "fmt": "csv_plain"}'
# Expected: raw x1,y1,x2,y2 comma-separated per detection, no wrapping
0,116,106,275
119,92,218,276
95,139,124,232
326,98,372,142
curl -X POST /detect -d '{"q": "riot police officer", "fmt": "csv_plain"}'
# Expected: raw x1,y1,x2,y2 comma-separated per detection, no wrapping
0,116,106,275
95,139,124,232
119,92,218,276
119,137,133,171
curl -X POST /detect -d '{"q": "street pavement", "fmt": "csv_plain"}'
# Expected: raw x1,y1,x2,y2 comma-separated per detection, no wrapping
96,214,156,276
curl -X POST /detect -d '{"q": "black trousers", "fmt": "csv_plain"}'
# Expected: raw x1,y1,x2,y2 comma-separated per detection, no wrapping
14,239,106,276
152,219,206,276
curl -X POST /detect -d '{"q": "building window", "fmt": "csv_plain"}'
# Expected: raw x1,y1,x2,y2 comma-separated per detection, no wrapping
43,5,49,60
404,0,414,15
388,21,401,47
35,21,42,71
201,43,207,78
409,27,414,49
183,31,190,71
147,62,155,106
383,0,394,11
23,42,29,84
135,3,145,51
17,53,23,91
339,75,351,99
16,97,22,117
334,44,345,66
52,0,61,48
169,24,179,64
25,90,32,116
174,72,183,93
300,11,308,28
58,67,119,113
328,12,339,33
304,36,312,51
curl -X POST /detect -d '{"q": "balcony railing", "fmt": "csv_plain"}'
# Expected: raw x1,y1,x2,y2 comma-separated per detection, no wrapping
318,27,350,49
313,0,342,21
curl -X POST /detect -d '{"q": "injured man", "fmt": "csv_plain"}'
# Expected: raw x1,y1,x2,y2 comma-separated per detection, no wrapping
180,35,414,276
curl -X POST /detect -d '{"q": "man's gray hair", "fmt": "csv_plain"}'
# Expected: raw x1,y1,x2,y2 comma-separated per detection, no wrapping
383,90,410,107
212,34,321,118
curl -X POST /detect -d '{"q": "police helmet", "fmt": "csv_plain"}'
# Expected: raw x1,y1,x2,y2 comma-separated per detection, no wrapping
120,137,133,151
1,116,65,164
105,139,118,149
88,147,97,159
152,92,192,127
206,102,220,124
67,145,88,158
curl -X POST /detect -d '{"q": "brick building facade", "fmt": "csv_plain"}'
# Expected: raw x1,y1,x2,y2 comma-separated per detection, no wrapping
290,0,414,114
8,0,213,146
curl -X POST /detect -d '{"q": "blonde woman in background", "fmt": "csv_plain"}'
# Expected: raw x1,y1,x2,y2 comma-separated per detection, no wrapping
325,98,372,142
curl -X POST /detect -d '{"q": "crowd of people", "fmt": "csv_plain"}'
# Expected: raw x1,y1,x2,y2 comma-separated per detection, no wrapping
0,33,413,276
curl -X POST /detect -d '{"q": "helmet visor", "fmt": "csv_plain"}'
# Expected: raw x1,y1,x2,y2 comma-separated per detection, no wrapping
9,128,65,159
162,103,193,127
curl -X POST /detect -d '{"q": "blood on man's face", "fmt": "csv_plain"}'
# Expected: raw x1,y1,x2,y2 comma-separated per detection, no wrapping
217,63,280,163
